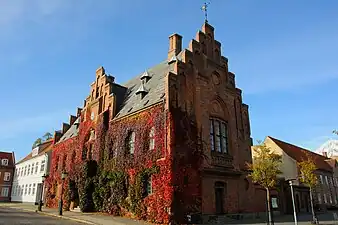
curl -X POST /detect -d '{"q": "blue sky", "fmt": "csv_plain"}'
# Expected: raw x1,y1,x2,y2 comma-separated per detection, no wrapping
1,0,338,161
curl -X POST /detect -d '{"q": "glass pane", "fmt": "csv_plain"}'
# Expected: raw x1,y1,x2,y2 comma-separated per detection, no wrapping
149,127,155,137
216,137,221,152
210,120,214,134
210,135,215,151
215,121,220,135
222,137,227,153
221,123,227,137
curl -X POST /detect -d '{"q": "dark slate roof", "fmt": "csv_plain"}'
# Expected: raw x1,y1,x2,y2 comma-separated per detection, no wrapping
57,59,175,142
58,118,80,143
114,60,173,119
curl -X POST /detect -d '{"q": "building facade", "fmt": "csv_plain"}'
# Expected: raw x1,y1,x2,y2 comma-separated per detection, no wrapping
0,151,15,202
45,22,254,224
256,136,338,215
11,139,53,204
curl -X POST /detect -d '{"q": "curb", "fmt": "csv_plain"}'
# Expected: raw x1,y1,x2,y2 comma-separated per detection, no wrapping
5,206,96,225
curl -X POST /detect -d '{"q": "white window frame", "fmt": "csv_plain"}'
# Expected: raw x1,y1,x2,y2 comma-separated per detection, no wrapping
4,172,10,181
149,127,155,150
2,159,8,166
1,187,9,197
40,160,45,173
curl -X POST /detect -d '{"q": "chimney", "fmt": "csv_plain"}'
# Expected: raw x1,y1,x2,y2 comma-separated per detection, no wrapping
168,33,182,61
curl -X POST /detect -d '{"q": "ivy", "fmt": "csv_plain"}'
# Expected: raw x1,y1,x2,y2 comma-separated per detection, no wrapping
45,104,204,224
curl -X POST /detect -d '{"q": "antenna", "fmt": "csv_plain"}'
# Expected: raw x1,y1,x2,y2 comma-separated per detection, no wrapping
201,2,211,23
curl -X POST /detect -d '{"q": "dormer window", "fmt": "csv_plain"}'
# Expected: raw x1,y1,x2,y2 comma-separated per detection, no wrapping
140,70,152,83
135,82,149,99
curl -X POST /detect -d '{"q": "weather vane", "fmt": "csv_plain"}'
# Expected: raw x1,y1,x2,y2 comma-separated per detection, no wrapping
201,2,211,23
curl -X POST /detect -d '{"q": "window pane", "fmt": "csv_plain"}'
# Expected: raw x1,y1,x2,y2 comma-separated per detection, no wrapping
210,135,215,151
216,137,221,152
221,137,227,153
221,123,227,137
210,120,214,134
215,121,220,135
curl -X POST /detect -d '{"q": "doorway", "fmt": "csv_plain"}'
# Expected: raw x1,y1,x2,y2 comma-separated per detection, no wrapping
215,182,225,214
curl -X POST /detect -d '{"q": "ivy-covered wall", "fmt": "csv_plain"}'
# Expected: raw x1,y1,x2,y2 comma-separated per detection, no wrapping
45,103,203,224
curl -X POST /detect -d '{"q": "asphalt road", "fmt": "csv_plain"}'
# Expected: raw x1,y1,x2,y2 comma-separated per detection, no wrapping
0,207,84,225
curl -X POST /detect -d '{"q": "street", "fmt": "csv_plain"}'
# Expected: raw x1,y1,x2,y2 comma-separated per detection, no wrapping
0,207,84,225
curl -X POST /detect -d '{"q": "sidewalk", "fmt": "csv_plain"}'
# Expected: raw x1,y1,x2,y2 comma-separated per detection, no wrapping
0,203,150,225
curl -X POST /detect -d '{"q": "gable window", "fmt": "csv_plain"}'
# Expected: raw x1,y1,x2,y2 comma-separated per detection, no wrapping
149,127,155,150
126,131,136,154
4,172,10,181
2,159,8,166
210,118,228,153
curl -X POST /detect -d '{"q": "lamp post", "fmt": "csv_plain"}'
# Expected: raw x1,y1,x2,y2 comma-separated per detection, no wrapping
58,171,68,216
38,174,48,211
289,180,298,225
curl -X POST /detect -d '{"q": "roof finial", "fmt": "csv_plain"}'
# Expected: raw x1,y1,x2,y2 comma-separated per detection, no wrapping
201,2,211,23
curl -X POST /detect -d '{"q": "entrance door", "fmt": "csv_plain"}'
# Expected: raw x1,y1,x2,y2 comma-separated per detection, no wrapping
35,183,42,204
215,182,225,214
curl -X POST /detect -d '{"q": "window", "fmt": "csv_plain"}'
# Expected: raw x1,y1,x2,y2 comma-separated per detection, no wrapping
1,187,9,197
325,176,329,185
20,167,23,176
27,164,31,175
1,159,8,166
210,118,228,153
4,172,10,181
11,186,15,196
32,183,36,195
144,176,152,196
330,194,333,204
149,127,155,150
40,160,45,173
320,175,323,184
24,166,27,176
35,162,39,174
28,184,31,195
24,185,28,195
21,185,24,196
318,193,322,204
126,131,135,154
31,163,34,174
324,194,327,203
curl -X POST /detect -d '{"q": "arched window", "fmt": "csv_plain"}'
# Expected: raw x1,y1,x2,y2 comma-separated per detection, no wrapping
126,131,135,154
149,127,155,150
210,118,228,153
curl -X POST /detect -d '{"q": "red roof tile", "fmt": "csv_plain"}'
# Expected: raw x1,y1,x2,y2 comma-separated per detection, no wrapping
268,136,333,172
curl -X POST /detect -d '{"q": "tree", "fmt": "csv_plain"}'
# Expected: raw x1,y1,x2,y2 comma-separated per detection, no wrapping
32,138,42,148
247,142,282,225
298,155,318,224
333,130,338,135
43,132,53,141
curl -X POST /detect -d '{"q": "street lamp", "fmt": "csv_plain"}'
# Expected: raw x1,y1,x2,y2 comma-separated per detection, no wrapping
288,179,298,225
58,171,68,216
38,174,48,211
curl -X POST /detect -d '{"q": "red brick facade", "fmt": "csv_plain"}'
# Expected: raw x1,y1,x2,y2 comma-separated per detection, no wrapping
0,151,15,202
45,22,255,223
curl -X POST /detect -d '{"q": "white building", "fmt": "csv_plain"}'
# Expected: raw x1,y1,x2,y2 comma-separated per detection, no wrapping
316,139,338,158
11,139,53,204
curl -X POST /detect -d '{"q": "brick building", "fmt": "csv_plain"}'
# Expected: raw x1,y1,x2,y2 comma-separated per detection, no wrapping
0,151,15,202
45,22,255,224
